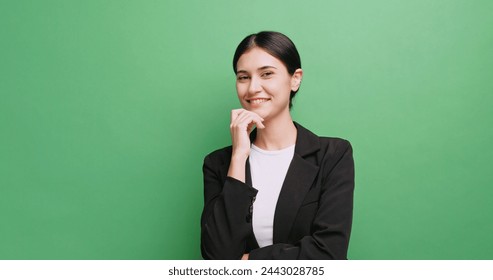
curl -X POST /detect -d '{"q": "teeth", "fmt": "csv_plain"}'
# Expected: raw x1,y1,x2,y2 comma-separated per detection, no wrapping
251,99,269,104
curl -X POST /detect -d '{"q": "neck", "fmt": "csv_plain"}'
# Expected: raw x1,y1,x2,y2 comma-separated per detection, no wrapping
254,112,297,150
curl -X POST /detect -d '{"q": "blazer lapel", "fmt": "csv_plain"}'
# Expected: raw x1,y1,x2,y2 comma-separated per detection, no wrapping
272,122,320,243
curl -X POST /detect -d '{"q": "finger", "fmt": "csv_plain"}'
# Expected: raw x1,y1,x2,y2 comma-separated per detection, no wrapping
231,112,255,131
246,113,265,129
248,118,265,129
239,116,265,133
234,109,264,122
230,109,247,130
236,112,265,130
236,110,260,123
230,109,245,123
249,111,264,123
231,111,265,133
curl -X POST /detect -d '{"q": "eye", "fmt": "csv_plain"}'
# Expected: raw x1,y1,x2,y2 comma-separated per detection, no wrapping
236,75,249,81
261,71,274,78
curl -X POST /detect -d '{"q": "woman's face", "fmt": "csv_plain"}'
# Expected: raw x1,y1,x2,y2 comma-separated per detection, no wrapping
235,47,302,121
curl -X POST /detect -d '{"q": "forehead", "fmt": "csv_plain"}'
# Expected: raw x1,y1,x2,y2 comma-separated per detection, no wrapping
236,47,285,71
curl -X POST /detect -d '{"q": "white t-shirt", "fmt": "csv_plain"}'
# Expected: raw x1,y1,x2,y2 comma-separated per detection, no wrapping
249,143,295,248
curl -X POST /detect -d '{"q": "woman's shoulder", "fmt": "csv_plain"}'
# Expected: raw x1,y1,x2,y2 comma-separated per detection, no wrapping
318,136,352,149
295,122,352,153
315,137,352,165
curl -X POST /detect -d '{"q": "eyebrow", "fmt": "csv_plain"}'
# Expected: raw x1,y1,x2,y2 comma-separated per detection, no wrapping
236,65,277,74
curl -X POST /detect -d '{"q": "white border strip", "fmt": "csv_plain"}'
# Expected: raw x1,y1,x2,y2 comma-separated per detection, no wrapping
0,260,492,280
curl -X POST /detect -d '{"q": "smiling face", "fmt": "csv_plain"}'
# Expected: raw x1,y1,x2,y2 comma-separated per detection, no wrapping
235,47,302,121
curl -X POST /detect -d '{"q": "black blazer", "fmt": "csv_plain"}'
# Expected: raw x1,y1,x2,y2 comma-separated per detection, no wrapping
201,122,354,259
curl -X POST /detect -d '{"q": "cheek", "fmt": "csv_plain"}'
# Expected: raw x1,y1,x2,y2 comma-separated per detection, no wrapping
235,84,247,100
236,82,249,93
235,83,242,94
267,79,292,97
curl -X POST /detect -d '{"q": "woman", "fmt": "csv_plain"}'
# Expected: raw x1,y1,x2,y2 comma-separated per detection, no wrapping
201,31,354,260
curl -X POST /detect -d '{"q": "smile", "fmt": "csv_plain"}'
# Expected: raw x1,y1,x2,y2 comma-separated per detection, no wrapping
248,98,270,104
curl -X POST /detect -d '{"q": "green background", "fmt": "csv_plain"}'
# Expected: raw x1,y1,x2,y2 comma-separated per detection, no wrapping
1,0,492,259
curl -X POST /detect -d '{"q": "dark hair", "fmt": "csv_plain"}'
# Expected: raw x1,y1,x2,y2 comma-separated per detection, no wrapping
233,31,302,109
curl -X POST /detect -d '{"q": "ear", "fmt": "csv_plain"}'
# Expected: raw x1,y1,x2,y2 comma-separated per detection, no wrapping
290,68,303,92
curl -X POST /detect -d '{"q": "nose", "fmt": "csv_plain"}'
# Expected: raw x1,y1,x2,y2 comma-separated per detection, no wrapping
248,76,262,94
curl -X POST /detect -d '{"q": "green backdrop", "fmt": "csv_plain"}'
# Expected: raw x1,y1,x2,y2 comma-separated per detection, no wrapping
1,0,492,260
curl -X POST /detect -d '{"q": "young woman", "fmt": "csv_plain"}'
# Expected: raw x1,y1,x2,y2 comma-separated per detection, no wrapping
201,31,355,260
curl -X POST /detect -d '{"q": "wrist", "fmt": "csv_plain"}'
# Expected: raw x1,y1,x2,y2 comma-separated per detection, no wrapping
231,153,248,163
227,155,247,183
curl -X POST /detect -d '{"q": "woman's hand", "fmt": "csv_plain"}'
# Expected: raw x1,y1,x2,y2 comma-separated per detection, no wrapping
229,109,265,160
227,109,264,182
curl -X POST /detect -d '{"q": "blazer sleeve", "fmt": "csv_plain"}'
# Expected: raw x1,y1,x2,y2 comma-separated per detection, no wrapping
200,153,258,260
248,140,355,259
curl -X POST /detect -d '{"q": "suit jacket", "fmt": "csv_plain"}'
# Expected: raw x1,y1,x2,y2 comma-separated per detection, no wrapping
201,122,354,260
